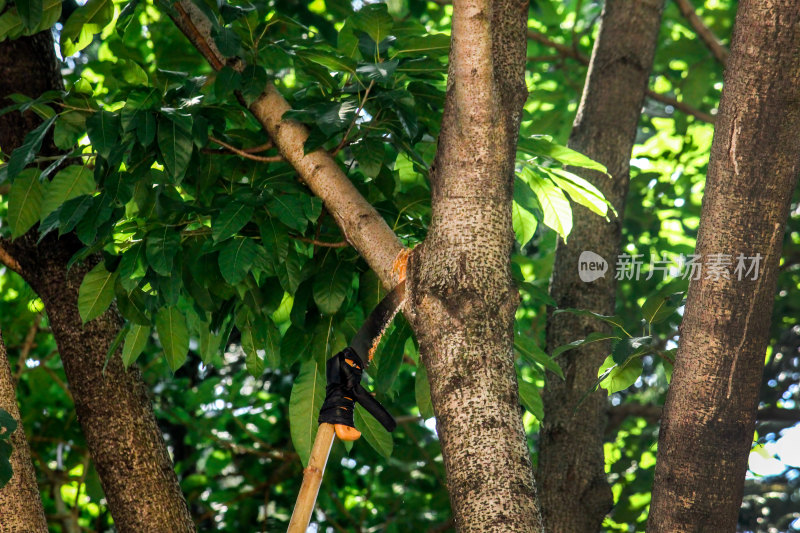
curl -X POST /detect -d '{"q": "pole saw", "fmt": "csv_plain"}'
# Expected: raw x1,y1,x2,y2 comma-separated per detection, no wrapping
287,277,407,532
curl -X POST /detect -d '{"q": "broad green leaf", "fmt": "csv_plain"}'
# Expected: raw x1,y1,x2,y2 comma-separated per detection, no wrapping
78,262,118,324
241,327,264,377
40,165,95,222
86,110,120,159
353,138,384,178
259,218,289,264
7,168,43,239
212,202,254,242
241,65,269,105
518,135,608,174
60,0,114,56
393,33,450,57
57,194,93,235
641,283,687,325
263,317,281,368
611,336,652,366
145,227,181,276
115,286,149,325
352,3,393,46
551,331,621,359
280,325,313,367
527,172,572,240
313,255,353,315
517,377,544,421
155,306,189,372
295,49,357,75
597,354,644,394
289,359,326,466
198,322,225,364
512,201,537,247
515,333,564,379
0,408,18,439
0,8,24,42
514,174,540,214
218,237,258,285
546,167,614,217
119,242,147,290
375,318,411,394
354,403,393,457
414,364,434,419
16,0,42,31
277,247,304,294
356,59,399,82
122,324,150,368
6,115,55,181
0,441,11,489
552,308,628,331
157,112,193,183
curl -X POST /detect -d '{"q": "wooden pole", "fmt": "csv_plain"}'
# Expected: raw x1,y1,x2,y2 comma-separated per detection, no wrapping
287,422,336,532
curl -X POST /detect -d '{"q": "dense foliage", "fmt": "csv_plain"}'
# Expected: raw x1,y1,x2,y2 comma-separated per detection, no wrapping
1,0,799,531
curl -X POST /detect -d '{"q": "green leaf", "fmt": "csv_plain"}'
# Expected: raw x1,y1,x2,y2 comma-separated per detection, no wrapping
145,227,181,276
375,318,411,394
0,408,18,440
16,0,42,31
527,172,572,240
517,377,544,421
6,115,55,181
0,441,12,489
546,168,612,218
641,282,687,325
263,317,281,368
551,331,621,359
0,9,24,42
122,324,150,368
86,110,120,159
356,59,399,82
354,403,393,458
157,112,193,183
241,326,264,377
611,336,652,366
313,255,353,315
518,135,608,174
295,49,357,76
512,201,538,247
78,262,118,324
514,332,564,379
289,359,326,467
57,194,93,235
7,168,43,239
393,33,450,57
60,0,114,56
597,354,644,394
40,165,95,222
155,306,189,372
241,65,269,105
352,137,385,178
552,308,628,331
352,3,394,46
119,243,147,290
218,237,258,285
414,364,434,419
212,202,254,242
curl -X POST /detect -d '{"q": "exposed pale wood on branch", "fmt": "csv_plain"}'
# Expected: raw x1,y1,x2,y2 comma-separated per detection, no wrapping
527,29,716,123
169,1,404,288
673,0,729,65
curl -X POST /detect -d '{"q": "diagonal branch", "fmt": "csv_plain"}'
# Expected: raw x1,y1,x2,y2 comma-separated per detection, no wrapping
527,30,716,124
169,1,404,288
673,0,729,66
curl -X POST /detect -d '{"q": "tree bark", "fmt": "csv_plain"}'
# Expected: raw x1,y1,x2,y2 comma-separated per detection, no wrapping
647,1,800,530
537,2,664,532
0,330,48,533
0,33,195,532
407,0,541,530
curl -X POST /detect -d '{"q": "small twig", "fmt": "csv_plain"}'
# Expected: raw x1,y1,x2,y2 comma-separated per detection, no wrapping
290,235,349,248
54,101,95,113
13,315,42,383
673,0,729,65
332,80,375,157
0,242,23,276
208,136,284,162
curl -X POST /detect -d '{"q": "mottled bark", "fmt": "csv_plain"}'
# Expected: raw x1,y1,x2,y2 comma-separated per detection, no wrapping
538,2,664,532
0,33,194,532
407,0,540,530
647,1,800,530
0,331,48,533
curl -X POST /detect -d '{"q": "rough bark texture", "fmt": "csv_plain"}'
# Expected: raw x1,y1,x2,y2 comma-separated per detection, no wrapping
0,331,49,533
537,2,664,531
407,0,540,530
647,1,800,530
0,33,195,532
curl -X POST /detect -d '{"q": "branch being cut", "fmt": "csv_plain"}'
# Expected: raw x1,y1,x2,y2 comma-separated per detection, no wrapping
673,0,729,66
169,1,404,288
527,30,716,124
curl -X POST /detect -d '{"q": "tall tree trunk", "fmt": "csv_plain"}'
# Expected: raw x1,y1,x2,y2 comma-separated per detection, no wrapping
407,0,541,530
0,33,195,532
647,1,800,530
0,330,48,533
537,1,664,531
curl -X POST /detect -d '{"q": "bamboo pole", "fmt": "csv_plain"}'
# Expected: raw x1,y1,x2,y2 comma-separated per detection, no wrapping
287,423,336,532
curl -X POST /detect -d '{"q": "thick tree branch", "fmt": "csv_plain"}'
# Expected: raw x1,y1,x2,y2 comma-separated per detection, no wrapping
169,1,404,288
527,30,716,123
0,240,23,276
673,0,729,65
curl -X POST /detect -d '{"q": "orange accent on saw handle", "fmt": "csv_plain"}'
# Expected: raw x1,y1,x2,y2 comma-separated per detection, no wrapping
334,424,362,441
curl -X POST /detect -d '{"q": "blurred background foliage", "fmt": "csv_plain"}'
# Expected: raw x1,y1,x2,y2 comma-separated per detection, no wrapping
1,0,799,531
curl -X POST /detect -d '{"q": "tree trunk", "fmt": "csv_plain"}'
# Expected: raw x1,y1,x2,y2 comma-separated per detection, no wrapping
647,1,800,530
407,0,541,530
537,1,664,531
0,330,48,533
0,33,195,532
